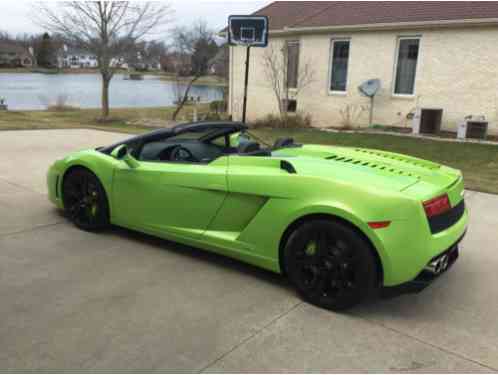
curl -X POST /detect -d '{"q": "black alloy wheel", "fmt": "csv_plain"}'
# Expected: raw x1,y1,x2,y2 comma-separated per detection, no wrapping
284,219,378,311
62,168,109,231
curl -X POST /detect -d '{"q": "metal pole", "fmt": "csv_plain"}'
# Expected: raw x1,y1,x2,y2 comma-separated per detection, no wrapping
369,96,374,126
242,46,251,123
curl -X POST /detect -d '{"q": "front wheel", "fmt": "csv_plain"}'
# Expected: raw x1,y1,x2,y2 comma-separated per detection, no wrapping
62,168,110,231
284,219,378,311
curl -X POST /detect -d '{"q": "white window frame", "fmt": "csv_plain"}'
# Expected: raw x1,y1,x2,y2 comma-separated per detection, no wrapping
392,35,422,98
328,38,351,95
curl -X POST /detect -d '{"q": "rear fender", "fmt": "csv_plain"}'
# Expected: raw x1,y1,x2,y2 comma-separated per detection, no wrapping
280,204,391,280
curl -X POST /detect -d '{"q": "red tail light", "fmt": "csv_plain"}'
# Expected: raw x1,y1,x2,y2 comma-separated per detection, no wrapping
423,194,451,218
368,221,391,229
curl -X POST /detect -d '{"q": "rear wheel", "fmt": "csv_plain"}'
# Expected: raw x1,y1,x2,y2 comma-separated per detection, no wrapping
62,168,109,231
284,219,378,311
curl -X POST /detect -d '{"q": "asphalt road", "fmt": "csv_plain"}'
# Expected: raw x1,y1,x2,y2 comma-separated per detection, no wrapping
1,129,497,372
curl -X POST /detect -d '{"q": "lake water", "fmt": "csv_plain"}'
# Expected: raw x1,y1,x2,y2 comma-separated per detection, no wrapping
0,73,224,110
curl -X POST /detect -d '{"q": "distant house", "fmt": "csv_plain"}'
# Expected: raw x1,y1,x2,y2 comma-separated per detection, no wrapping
161,52,192,75
59,46,98,68
228,1,498,133
0,42,33,67
110,56,129,69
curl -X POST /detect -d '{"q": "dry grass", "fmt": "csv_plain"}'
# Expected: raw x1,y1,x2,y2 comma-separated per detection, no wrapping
251,113,312,129
0,105,210,134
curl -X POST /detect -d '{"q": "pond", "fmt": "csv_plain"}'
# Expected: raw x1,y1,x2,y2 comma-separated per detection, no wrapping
0,73,224,110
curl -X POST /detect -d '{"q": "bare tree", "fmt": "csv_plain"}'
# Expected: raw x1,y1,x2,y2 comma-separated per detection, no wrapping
170,21,218,121
0,30,11,41
33,2,172,120
262,42,314,117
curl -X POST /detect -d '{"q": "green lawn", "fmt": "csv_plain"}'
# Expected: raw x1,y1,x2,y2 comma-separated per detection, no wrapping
1,108,497,194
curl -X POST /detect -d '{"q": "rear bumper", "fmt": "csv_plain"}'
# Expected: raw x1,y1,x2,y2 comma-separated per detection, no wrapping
381,232,464,298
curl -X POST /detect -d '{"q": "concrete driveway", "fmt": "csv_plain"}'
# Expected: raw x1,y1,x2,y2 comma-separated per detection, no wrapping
1,129,497,372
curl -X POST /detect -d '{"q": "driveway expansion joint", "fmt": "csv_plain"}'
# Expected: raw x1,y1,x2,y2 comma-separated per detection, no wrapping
0,221,65,239
199,301,303,373
0,176,41,194
360,316,498,372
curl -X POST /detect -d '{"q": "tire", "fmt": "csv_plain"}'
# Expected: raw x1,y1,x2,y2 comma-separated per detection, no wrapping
284,219,378,311
62,168,110,231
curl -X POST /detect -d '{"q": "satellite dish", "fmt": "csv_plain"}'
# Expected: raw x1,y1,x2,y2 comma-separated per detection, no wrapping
358,79,381,126
358,79,381,98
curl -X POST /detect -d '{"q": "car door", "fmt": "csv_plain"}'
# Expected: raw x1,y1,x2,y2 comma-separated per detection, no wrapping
112,156,228,241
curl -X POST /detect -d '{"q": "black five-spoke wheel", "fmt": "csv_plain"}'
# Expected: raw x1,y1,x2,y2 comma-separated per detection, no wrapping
62,168,110,231
284,220,378,311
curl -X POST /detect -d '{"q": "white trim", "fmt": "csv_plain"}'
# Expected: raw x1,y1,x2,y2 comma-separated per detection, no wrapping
270,17,498,36
392,35,422,97
328,38,351,95
391,94,416,100
218,17,498,38
329,91,348,97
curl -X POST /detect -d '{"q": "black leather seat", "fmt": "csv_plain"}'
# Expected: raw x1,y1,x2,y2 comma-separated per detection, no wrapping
273,137,294,149
238,141,261,154
238,141,271,156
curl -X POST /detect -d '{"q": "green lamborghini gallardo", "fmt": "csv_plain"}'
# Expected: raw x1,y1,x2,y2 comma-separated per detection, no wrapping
47,122,468,310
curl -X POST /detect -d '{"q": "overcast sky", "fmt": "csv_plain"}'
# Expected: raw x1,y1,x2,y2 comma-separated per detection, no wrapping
0,0,268,38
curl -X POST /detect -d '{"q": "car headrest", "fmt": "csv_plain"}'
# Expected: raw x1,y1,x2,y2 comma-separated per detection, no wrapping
238,141,260,154
273,137,294,149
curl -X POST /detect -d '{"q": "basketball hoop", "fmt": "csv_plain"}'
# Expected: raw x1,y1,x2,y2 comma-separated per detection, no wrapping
228,15,268,47
228,15,269,122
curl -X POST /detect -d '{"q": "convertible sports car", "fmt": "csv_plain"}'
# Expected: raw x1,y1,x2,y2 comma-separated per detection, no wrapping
47,121,468,310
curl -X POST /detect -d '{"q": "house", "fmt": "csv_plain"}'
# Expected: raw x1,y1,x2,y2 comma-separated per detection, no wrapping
228,1,498,133
0,42,33,67
110,56,129,69
59,46,98,68
160,52,192,75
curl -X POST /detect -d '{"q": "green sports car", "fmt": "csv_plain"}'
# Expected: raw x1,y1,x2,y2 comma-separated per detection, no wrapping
47,121,468,310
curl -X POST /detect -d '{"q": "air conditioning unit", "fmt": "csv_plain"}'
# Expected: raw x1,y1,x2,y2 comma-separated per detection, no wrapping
457,116,488,140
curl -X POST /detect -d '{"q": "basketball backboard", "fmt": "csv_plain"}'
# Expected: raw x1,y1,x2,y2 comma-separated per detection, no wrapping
228,15,268,47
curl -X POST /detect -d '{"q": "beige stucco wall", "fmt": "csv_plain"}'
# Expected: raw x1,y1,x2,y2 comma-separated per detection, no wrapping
228,25,498,133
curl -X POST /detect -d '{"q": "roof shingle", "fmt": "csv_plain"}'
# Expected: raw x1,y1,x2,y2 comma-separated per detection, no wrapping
253,1,498,30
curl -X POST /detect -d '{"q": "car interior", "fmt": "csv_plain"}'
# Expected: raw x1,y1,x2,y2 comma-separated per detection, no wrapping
130,131,298,164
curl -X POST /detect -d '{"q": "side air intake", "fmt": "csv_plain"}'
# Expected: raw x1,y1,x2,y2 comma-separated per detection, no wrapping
280,160,296,174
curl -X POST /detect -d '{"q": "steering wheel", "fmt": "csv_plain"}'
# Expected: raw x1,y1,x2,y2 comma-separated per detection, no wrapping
170,146,198,162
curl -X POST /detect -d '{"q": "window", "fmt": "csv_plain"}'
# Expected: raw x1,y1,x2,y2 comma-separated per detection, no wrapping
330,39,350,92
210,134,228,147
286,41,300,89
282,99,297,113
394,38,420,95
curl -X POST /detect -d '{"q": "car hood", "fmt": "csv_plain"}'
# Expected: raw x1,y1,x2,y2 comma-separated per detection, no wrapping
272,145,461,195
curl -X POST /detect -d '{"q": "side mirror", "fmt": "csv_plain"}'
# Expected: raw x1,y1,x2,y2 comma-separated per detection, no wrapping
111,144,139,169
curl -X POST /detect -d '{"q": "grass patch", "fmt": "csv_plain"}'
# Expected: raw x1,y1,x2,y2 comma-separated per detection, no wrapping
0,105,210,133
1,110,497,194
